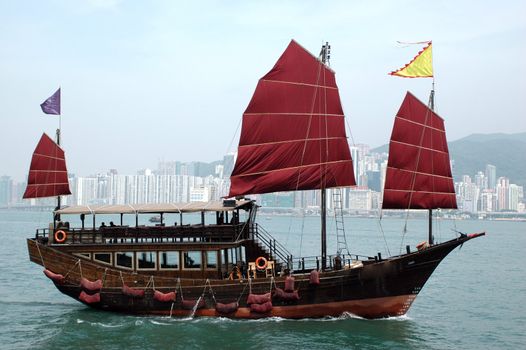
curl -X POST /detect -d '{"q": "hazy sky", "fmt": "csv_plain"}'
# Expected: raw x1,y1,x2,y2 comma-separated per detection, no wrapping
1,0,525,181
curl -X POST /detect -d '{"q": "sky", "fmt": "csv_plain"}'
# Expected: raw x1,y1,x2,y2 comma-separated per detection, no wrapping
1,0,525,181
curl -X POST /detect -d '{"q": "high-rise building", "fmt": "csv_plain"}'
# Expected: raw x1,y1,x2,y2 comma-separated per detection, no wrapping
485,164,497,190
496,177,509,210
0,176,12,207
509,184,520,211
474,171,487,190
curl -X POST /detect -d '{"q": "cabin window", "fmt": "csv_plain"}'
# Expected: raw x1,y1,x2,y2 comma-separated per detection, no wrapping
115,252,134,269
73,252,91,260
137,251,157,270
183,251,202,270
206,251,217,269
93,252,112,265
160,251,179,270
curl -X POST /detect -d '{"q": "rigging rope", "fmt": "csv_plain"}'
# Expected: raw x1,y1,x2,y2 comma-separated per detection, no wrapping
35,241,46,269
236,280,249,304
63,259,81,280
101,268,107,289
376,220,392,257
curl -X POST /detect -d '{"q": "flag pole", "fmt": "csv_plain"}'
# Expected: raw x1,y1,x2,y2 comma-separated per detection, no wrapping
389,40,435,245
56,89,62,214
428,79,435,245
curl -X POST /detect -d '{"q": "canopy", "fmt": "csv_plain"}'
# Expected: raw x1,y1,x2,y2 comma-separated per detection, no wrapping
54,200,253,215
382,92,457,210
228,40,355,197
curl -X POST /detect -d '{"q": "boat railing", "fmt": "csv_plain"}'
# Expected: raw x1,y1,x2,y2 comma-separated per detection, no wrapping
290,253,375,273
251,224,293,267
35,228,50,240
38,222,250,245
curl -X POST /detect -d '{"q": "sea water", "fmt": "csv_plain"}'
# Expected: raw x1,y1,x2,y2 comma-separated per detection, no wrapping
0,210,524,349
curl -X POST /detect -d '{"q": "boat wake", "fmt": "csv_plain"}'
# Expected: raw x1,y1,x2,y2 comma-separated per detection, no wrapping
76,319,126,328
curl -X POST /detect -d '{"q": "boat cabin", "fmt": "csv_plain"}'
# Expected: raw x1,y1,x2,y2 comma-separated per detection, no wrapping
35,200,292,280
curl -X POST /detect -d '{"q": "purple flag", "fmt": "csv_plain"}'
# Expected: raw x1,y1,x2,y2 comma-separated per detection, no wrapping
40,88,61,115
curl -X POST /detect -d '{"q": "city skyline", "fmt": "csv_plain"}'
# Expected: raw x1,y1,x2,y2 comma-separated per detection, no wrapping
2,145,523,214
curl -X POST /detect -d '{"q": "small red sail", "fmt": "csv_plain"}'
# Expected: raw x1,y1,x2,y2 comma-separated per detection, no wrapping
23,133,71,199
228,40,355,197
382,92,457,209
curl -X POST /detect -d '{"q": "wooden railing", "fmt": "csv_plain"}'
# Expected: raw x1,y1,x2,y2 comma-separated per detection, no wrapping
39,222,251,245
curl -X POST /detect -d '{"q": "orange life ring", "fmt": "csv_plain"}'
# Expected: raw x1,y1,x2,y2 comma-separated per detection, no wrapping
255,256,268,271
54,230,67,243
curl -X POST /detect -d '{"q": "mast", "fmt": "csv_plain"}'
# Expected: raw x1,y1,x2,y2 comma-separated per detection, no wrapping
228,40,356,270
319,42,330,270
56,126,61,213
428,83,435,245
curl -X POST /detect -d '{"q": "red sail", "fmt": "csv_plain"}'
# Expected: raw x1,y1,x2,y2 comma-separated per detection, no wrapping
23,133,71,199
228,40,355,197
382,92,457,209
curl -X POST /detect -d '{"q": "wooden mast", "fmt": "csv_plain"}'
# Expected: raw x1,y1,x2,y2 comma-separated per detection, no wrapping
428,83,435,245
56,126,61,212
320,42,330,270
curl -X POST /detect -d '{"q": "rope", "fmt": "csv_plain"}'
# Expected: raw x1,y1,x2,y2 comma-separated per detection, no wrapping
236,281,249,304
376,220,391,257
167,277,181,318
204,279,217,305
177,278,183,300
269,276,274,294
119,271,125,286
35,242,46,269
63,259,81,280
169,302,175,317
234,219,250,242
78,260,83,280
201,279,209,299
145,275,154,290
101,268,108,289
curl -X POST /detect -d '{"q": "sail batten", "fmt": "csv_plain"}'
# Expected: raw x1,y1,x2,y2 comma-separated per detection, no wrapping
229,40,355,197
23,133,71,199
382,92,457,210
261,79,339,90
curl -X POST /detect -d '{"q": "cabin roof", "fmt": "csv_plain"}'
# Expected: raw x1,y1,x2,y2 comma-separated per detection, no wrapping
54,200,253,215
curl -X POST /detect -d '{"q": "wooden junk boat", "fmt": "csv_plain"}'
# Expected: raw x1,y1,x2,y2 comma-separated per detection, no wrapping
26,40,484,319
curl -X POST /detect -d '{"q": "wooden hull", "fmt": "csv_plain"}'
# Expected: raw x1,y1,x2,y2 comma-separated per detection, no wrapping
27,234,482,319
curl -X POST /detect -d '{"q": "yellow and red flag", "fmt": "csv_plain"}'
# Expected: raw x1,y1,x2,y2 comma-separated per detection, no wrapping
389,41,433,78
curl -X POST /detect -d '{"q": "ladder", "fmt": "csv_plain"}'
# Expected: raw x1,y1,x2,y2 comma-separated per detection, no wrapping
332,188,350,255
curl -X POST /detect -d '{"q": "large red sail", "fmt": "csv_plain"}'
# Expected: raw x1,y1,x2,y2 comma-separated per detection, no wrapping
228,40,355,197
382,92,457,209
23,133,71,199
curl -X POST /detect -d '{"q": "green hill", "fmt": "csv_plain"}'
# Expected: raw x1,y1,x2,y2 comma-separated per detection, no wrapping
448,133,526,187
371,133,526,187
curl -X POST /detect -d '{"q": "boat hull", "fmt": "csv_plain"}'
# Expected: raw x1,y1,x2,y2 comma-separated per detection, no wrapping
27,234,482,319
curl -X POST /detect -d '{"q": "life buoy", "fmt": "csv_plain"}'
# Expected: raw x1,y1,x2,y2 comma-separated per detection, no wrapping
255,256,268,271
54,230,67,243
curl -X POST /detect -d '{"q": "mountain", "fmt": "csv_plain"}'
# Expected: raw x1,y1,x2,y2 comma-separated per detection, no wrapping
448,133,526,187
371,133,526,188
